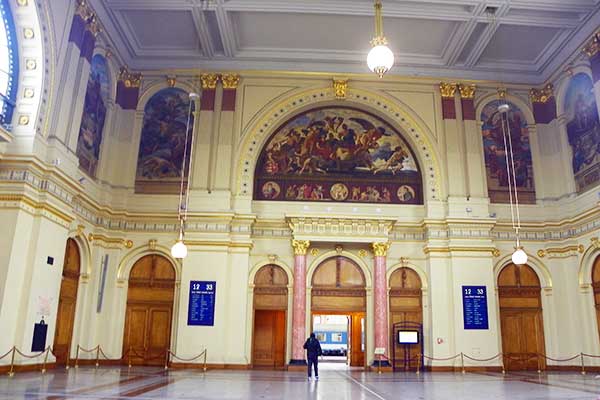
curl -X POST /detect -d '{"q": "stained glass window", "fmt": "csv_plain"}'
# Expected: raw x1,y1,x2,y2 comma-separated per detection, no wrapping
0,0,18,130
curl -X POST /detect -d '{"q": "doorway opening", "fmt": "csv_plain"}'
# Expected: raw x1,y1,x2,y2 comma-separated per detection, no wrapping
311,255,366,368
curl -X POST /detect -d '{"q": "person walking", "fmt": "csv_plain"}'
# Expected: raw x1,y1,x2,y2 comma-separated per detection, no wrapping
303,332,322,380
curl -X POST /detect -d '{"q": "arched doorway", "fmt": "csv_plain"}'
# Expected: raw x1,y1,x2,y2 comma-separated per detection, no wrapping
252,264,288,369
498,263,546,370
311,256,366,367
389,267,423,371
123,254,175,366
591,255,600,340
53,238,81,365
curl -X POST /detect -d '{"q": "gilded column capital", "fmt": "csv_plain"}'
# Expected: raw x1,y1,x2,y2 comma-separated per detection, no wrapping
439,82,457,98
118,66,142,88
371,242,390,257
458,84,476,99
200,73,219,89
75,0,94,20
583,32,600,58
85,14,101,37
333,79,348,99
529,84,554,104
292,239,310,256
221,73,240,89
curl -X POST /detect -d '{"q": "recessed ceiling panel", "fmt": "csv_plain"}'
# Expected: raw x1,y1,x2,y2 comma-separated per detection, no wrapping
120,9,201,50
479,24,561,63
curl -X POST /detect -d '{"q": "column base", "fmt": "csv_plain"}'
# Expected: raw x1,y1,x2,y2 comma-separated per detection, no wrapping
288,359,307,365
288,359,307,371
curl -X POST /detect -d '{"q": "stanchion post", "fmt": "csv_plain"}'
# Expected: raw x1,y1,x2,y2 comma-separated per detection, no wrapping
501,353,506,375
128,346,132,369
41,347,49,374
95,346,100,368
164,350,170,371
537,353,541,374
74,345,80,369
416,354,421,375
460,352,465,374
581,352,586,375
203,350,207,372
7,347,16,377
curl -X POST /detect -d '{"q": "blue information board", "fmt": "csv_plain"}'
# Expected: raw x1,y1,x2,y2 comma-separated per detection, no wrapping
188,281,216,326
462,286,489,330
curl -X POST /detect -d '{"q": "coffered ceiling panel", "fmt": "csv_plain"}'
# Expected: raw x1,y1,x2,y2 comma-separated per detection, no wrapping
90,0,600,84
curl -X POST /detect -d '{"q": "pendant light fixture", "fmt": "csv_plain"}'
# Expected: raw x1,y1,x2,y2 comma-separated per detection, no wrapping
497,102,528,266
171,92,199,260
367,0,394,78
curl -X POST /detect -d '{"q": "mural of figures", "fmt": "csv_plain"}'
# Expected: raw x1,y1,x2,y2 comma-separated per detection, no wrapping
481,100,536,204
565,73,600,193
254,107,423,204
135,88,194,194
76,54,109,177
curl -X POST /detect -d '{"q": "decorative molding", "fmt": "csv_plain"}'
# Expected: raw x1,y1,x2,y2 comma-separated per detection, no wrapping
287,215,394,243
439,82,457,98
537,244,584,258
221,73,240,89
358,249,368,258
75,0,93,20
583,32,600,57
148,239,157,250
118,66,142,88
88,233,133,249
458,84,476,99
310,248,320,256
497,88,507,98
333,79,348,99
423,246,499,255
267,254,278,262
529,84,554,103
200,73,219,89
291,239,310,255
372,242,390,257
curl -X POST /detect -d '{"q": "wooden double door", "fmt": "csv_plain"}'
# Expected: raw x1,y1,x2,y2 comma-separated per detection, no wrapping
252,310,286,368
123,255,175,366
53,238,81,365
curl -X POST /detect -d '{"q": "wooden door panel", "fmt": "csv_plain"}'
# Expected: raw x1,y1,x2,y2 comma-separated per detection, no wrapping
350,313,364,367
273,311,286,368
253,310,275,366
148,308,171,349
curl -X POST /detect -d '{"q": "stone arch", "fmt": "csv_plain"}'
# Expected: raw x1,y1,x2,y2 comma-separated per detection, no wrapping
67,230,93,277
136,80,198,112
579,242,600,288
555,65,593,115
386,262,428,291
308,250,372,289
249,259,294,288
117,244,181,284
493,254,552,291
476,92,536,127
235,86,444,203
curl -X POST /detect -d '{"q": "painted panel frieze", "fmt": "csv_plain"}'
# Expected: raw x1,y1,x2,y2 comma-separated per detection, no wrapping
135,88,194,194
565,73,600,193
76,54,109,178
254,106,423,204
481,100,536,204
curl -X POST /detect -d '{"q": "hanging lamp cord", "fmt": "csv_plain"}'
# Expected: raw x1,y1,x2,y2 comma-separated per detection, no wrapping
177,97,195,235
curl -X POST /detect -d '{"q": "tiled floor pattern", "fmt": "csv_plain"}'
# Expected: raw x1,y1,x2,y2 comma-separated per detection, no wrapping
1,364,600,399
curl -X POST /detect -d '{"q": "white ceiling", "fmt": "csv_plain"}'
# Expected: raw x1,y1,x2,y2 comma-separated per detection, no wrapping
91,0,600,84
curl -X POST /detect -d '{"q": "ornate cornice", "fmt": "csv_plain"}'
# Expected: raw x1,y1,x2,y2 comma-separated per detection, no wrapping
458,84,476,99
439,82,457,98
221,73,240,89
292,239,310,256
372,242,390,257
287,216,394,243
200,73,219,90
529,84,554,104
583,32,600,58
118,67,142,88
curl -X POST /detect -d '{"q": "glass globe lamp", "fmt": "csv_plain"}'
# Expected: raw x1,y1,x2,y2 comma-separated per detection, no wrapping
171,239,188,259
511,247,528,265
367,44,394,78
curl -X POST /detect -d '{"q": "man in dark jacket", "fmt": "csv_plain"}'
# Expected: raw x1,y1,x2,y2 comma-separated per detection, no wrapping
303,332,322,380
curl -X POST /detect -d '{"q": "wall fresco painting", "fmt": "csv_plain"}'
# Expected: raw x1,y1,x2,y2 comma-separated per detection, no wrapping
135,88,194,194
481,100,536,204
76,54,109,178
254,106,423,204
565,73,600,193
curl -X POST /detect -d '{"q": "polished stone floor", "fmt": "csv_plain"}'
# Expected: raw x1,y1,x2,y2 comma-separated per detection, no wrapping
1,363,600,399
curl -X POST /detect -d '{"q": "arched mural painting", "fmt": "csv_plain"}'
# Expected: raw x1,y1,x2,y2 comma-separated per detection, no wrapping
135,88,195,194
76,54,109,177
254,106,423,204
481,100,535,204
564,73,600,193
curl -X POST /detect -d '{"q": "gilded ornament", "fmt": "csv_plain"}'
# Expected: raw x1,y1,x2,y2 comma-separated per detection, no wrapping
333,79,348,100
578,244,585,253
166,76,177,88
268,254,278,262
124,240,133,249
358,249,368,258
18,115,30,125
529,84,553,104
25,59,37,70
222,73,240,89
371,242,390,257
537,249,546,258
439,82,457,98
148,239,157,250
592,237,599,249
310,248,320,257
497,88,507,99
76,225,85,237
335,244,343,254
292,239,310,256
85,15,101,37
118,67,142,88
458,84,476,99
75,0,94,21
200,73,218,89
583,32,600,58
492,249,500,258
17,0,28,6
23,28,34,39
24,88,34,98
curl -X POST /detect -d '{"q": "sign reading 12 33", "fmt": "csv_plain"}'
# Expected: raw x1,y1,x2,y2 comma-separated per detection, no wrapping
188,280,216,326
462,285,489,330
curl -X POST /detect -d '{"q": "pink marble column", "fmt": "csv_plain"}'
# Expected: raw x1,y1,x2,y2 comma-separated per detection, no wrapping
372,242,390,365
290,240,310,365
